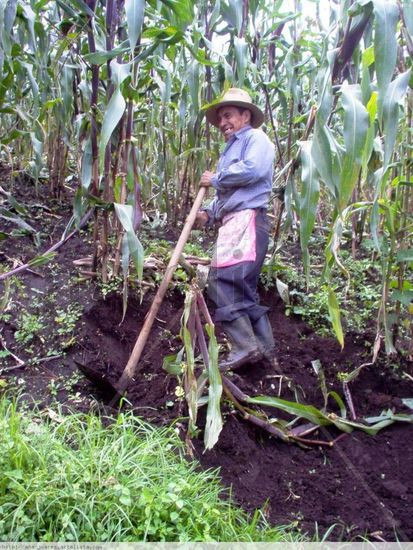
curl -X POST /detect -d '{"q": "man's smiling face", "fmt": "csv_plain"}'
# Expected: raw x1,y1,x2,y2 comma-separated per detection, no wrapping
217,106,251,141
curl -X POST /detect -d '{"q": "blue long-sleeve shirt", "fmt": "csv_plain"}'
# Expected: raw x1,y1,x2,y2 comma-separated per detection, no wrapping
204,125,275,224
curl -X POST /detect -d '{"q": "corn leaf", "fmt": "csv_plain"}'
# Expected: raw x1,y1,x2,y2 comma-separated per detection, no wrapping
187,60,199,115
125,0,145,54
99,61,130,169
20,3,36,53
28,252,56,267
209,0,221,30
312,121,336,198
83,44,130,65
339,84,369,210
328,288,344,348
311,52,342,198
299,141,320,283
361,45,374,105
361,91,377,180
80,137,92,190
403,0,413,35
221,0,243,33
20,62,39,100
245,392,412,436
327,391,347,419
160,0,194,26
234,36,248,86
245,395,332,426
382,70,411,168
336,411,413,435
99,87,126,169
1,190,28,216
372,0,399,118
2,0,17,58
56,0,94,17
204,323,222,451
182,291,198,433
114,203,144,279
0,209,36,233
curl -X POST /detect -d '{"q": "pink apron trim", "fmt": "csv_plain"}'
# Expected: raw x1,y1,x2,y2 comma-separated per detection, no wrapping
211,209,256,268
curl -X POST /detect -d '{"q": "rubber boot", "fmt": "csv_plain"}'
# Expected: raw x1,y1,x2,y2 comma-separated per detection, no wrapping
220,316,263,371
252,314,279,369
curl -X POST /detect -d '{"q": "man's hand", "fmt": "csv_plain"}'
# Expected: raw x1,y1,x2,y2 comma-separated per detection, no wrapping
200,171,214,187
194,211,209,229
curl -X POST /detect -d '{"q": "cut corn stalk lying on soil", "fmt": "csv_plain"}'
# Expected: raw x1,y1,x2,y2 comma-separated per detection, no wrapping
162,282,413,450
77,259,413,450
74,267,413,450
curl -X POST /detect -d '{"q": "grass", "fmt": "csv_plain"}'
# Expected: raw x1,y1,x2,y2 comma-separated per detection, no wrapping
0,395,302,542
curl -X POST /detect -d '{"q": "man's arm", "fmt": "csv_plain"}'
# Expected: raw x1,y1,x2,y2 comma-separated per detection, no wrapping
194,210,209,228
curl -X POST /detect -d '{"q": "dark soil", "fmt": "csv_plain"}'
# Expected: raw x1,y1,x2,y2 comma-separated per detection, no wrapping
1,178,413,542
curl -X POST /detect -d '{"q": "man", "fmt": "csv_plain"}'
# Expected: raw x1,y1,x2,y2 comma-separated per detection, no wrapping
195,88,276,370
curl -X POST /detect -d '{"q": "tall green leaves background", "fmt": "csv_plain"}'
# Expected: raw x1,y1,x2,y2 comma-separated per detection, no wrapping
0,0,411,353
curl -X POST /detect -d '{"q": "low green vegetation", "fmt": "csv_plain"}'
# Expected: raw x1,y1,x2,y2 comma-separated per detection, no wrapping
0,395,300,543
14,312,46,345
263,246,385,337
1,275,84,364
54,304,83,336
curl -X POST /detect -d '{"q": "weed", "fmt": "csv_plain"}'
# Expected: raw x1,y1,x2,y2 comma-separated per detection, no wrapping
144,238,171,258
98,276,123,298
47,379,60,397
14,313,45,345
62,371,82,392
183,241,207,257
0,396,302,543
54,303,83,335
262,251,382,336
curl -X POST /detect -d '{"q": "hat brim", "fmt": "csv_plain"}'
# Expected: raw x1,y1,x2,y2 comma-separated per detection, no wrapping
205,100,264,129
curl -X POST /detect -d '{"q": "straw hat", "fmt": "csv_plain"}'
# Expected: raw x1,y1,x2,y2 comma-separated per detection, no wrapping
204,88,264,128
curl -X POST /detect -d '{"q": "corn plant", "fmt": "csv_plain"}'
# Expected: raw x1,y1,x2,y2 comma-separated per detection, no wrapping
163,282,222,451
296,0,413,355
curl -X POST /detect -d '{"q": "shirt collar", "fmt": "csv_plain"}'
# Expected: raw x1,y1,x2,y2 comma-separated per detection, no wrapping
234,125,252,139
225,125,252,145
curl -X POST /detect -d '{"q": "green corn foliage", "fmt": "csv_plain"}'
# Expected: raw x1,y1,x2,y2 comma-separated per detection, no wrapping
178,287,223,449
181,289,198,436
298,140,320,284
0,0,411,353
302,0,412,350
246,393,413,436
204,323,222,450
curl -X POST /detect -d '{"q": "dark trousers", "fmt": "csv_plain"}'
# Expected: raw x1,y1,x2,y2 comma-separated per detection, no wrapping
207,209,269,323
